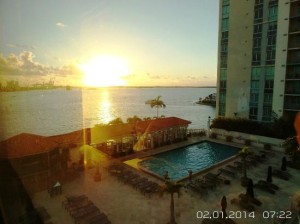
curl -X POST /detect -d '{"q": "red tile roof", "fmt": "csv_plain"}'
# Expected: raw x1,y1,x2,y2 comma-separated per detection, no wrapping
0,133,57,158
135,117,191,133
47,129,85,146
0,117,191,158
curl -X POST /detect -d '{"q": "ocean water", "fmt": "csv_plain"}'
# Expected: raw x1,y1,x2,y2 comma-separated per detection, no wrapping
0,87,216,141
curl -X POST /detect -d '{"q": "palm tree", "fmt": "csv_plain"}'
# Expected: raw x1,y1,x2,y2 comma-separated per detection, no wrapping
160,180,183,224
145,96,166,118
239,146,252,186
283,136,299,162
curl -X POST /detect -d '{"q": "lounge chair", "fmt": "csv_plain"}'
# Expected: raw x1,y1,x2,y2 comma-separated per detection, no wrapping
258,180,279,190
203,173,223,184
239,193,262,206
254,182,275,194
226,165,241,172
75,205,99,219
273,169,291,180
230,198,255,212
218,168,236,178
248,155,266,163
89,213,111,224
234,161,250,168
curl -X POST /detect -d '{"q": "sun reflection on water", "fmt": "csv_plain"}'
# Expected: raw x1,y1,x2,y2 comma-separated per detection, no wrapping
98,90,113,124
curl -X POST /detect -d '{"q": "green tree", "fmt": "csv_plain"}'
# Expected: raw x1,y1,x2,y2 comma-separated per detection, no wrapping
160,181,183,224
283,136,299,163
108,117,124,125
126,115,142,123
145,95,166,118
239,146,252,186
143,117,152,121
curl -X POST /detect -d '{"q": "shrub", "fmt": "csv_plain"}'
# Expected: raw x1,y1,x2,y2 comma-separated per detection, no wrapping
226,136,233,142
199,130,207,136
264,143,271,150
210,117,295,139
245,139,251,146
210,133,217,139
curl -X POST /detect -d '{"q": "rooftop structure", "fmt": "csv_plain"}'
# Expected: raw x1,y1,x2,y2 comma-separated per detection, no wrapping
0,117,191,193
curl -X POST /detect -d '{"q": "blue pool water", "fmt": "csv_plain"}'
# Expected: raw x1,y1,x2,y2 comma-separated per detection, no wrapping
138,141,240,180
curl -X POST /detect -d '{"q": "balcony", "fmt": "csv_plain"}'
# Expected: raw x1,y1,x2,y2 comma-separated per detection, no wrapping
285,88,300,94
289,19,300,33
287,52,300,65
284,103,300,110
290,2,300,18
286,73,300,79
288,36,300,49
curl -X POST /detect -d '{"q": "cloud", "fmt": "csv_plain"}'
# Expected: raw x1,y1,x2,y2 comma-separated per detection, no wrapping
7,43,36,50
0,51,82,79
56,22,67,29
187,75,197,80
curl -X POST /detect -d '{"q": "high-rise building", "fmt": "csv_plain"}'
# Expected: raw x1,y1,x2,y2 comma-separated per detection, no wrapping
216,0,300,122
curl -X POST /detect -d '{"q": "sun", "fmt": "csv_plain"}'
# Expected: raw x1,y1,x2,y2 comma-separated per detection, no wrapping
79,55,130,87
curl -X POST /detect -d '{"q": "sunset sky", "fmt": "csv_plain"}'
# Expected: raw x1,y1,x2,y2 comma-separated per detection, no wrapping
0,0,219,87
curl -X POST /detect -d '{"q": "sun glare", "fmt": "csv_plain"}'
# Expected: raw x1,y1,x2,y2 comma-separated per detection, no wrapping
79,55,130,87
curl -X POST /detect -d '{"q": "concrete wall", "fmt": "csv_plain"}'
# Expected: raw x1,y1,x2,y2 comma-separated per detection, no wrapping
211,128,285,152
225,1,254,118
273,0,290,117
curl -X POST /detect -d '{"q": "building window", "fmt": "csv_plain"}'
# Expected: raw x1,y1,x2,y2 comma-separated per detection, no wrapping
220,69,227,80
254,24,262,33
222,18,229,31
221,43,228,53
221,31,228,41
250,107,258,120
252,51,261,63
220,80,227,89
220,92,226,103
255,0,263,5
220,55,227,68
254,5,263,21
222,5,230,18
268,5,278,21
251,67,262,80
251,80,260,90
268,21,277,31
266,49,276,61
253,37,262,48
262,107,272,121
222,0,229,6
265,66,274,80
267,35,276,46
265,80,274,89
264,93,273,105
250,93,259,103
219,103,226,116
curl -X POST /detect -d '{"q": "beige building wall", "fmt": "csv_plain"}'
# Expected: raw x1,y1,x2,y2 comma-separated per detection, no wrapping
225,1,254,118
272,1,290,117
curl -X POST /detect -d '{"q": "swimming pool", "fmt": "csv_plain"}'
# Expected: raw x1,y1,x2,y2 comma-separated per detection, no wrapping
138,141,240,180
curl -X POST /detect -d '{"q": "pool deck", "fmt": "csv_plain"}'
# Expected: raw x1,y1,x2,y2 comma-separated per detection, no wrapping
32,136,300,224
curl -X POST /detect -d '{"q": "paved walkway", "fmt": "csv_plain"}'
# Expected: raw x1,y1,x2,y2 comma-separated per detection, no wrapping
32,138,300,224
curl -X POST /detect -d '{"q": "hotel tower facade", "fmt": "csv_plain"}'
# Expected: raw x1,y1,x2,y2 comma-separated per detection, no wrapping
216,0,300,121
